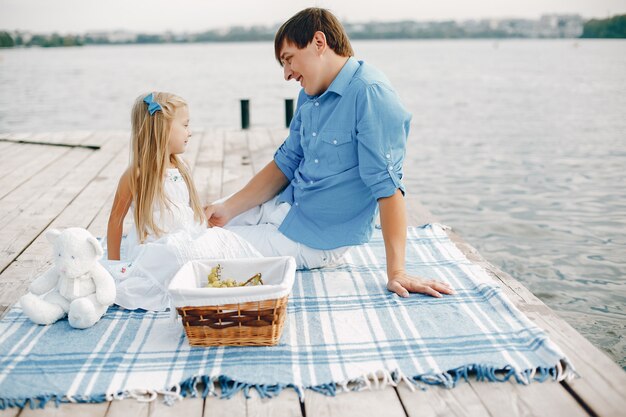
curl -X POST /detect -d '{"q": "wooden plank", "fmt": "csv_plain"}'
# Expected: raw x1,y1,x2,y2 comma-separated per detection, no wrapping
0,132,102,195
0,141,31,161
0,144,69,200
0,131,95,147
0,142,91,262
304,387,406,417
204,391,247,417
396,383,492,417
58,131,98,147
221,129,254,197
0,144,84,210
0,142,30,181
0,142,16,156
246,128,277,175
86,187,120,241
245,390,302,417
104,398,149,417
0,132,123,274
528,311,626,417
18,401,109,417
193,128,225,204
51,133,129,236
37,131,95,147
150,395,203,417
2,132,57,148
469,379,589,417
0,406,21,417
205,389,304,417
86,141,131,240
2,132,34,141
0,131,109,207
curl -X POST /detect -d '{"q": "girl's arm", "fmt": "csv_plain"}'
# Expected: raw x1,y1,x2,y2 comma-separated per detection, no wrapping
106,169,132,260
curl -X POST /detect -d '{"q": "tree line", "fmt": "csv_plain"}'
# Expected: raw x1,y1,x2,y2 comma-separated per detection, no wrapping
1,14,624,48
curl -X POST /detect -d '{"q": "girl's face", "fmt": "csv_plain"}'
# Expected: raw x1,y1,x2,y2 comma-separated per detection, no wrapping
168,106,191,155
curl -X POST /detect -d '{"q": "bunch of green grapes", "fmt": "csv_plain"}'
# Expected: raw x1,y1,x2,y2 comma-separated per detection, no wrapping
205,264,264,288
206,264,223,286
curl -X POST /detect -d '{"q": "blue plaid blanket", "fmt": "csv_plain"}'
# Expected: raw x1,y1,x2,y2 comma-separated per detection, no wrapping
0,224,575,409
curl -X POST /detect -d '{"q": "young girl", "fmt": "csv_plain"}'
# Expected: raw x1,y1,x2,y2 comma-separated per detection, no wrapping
104,92,260,311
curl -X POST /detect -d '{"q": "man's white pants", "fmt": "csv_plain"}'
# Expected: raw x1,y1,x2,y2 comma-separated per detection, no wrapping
223,196,350,270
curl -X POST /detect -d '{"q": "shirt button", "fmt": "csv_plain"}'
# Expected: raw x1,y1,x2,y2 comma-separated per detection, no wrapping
387,165,393,171
314,159,319,163
295,202,299,206
310,181,314,184
386,153,391,159
333,140,338,145
312,132,317,137
314,102,320,107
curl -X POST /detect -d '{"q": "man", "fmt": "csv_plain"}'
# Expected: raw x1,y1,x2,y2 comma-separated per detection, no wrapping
205,8,454,299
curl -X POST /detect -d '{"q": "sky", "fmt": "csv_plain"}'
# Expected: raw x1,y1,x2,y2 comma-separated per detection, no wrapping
1,0,625,33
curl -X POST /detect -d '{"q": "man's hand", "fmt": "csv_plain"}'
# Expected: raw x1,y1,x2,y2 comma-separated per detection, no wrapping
203,203,232,227
387,270,455,298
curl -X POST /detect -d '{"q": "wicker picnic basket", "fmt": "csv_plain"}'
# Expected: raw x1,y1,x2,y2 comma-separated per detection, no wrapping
168,257,296,347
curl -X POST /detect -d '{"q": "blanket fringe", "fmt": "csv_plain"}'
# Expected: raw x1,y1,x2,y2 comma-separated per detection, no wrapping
0,359,578,409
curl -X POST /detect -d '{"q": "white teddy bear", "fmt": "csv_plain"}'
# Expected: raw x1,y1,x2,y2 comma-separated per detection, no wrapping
19,227,116,329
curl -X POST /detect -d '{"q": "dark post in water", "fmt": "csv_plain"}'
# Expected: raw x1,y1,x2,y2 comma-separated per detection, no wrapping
240,99,250,130
285,99,294,128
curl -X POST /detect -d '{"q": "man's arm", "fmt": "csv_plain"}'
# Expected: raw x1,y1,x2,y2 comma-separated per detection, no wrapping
205,161,289,227
379,189,455,298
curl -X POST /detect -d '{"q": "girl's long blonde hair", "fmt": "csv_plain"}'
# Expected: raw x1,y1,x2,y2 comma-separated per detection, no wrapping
130,92,204,243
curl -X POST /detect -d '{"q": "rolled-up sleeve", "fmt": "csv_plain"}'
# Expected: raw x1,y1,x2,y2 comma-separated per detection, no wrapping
355,82,411,200
274,91,307,181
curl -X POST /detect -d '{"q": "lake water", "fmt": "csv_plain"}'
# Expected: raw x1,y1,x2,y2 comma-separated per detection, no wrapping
1,40,625,368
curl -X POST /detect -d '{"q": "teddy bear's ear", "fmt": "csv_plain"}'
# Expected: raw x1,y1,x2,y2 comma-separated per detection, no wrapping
86,235,104,259
46,229,62,243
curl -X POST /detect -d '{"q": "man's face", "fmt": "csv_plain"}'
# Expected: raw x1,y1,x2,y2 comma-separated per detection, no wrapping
279,40,325,96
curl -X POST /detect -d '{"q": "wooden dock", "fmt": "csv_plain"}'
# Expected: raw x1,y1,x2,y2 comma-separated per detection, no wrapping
0,129,624,417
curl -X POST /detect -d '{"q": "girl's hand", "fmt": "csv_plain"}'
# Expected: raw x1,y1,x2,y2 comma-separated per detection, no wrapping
203,203,231,227
387,271,455,298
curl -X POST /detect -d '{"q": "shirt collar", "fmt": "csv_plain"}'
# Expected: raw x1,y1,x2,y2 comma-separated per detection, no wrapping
324,57,360,97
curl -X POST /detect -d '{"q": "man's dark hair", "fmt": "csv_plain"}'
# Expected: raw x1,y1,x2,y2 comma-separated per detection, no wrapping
274,7,354,65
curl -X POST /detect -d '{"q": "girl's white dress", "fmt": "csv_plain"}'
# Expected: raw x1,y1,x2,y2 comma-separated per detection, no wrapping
102,168,261,311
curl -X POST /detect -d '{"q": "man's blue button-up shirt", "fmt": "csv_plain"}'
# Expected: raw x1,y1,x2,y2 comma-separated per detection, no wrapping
274,57,412,250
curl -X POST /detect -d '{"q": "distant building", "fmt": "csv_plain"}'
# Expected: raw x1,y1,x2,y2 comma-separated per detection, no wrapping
537,14,585,37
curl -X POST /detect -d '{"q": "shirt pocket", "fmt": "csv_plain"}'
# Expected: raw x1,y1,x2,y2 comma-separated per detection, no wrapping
318,129,357,173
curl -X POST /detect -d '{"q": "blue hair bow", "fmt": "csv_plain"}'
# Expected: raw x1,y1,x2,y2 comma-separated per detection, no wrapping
143,93,162,115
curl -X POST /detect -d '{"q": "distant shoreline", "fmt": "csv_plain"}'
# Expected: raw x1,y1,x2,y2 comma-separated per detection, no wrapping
3,38,621,51
1,14,624,48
